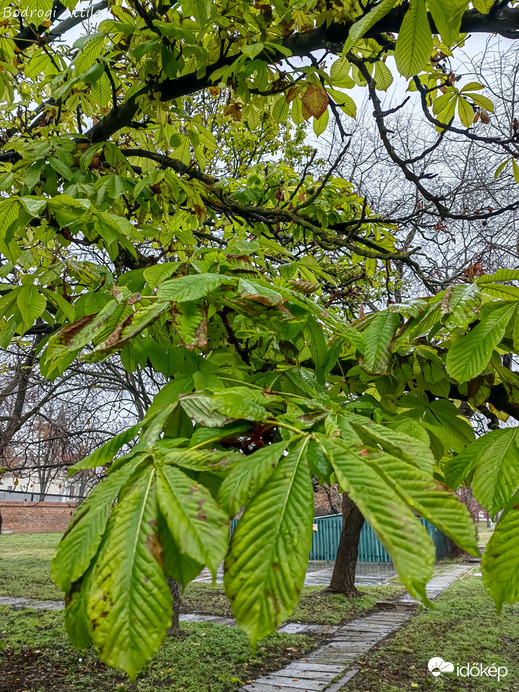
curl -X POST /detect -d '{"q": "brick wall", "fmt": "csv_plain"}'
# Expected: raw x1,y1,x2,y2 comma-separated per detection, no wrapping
0,501,78,534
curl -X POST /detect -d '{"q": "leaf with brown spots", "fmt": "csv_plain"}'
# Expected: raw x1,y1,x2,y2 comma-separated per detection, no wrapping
156,464,229,577
86,466,172,679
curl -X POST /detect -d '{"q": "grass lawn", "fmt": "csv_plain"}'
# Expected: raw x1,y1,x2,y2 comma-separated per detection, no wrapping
345,576,519,691
0,533,405,625
476,523,495,547
0,606,319,692
0,533,62,600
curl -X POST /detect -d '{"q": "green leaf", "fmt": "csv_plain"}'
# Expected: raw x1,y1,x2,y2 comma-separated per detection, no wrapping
156,464,229,576
319,436,435,605
343,0,398,52
188,421,251,449
348,416,435,472
326,88,357,117
457,95,475,127
157,273,229,302
158,512,203,587
329,57,354,87
17,284,46,327
87,467,172,679
69,424,141,474
445,302,517,382
41,288,75,323
49,157,73,180
361,310,400,374
51,455,148,593
477,269,519,284
482,492,519,610
440,283,481,330
0,198,20,239
218,441,288,516
395,0,433,79
443,432,500,489
472,428,519,516
313,108,329,136
214,389,268,420
369,450,479,555
64,567,94,650
304,315,328,372
242,43,264,59
75,34,106,75
179,392,234,427
428,0,465,44
224,440,314,643
272,95,289,123
373,61,393,90
480,283,519,301
143,263,180,288
466,93,494,111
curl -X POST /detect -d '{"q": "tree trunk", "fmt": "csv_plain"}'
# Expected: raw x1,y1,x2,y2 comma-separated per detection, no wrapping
167,577,182,636
327,493,365,597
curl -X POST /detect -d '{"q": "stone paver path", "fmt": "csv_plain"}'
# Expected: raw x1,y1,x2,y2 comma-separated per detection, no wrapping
240,563,470,691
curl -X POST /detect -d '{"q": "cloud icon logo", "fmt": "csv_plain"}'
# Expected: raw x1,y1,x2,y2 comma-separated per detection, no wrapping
428,657,454,677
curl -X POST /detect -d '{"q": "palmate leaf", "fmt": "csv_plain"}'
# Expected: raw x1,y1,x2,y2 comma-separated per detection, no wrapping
87,467,172,679
394,0,433,79
361,310,399,374
319,436,435,604
156,464,229,576
51,454,149,593
445,302,517,383
224,440,314,644
482,491,519,611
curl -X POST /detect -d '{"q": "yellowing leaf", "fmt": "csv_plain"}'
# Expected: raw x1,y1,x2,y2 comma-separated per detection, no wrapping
302,84,329,119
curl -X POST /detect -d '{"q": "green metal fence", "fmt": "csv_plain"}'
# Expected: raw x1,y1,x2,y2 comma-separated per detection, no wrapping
309,514,449,562
230,514,449,563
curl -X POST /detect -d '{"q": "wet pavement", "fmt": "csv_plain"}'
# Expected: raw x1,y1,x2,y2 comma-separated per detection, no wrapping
193,561,397,586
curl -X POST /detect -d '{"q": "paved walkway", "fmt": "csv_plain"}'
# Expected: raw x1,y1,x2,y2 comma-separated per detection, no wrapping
194,561,397,587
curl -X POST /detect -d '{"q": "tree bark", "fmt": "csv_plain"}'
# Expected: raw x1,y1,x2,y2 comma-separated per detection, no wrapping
327,494,365,597
167,577,182,636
